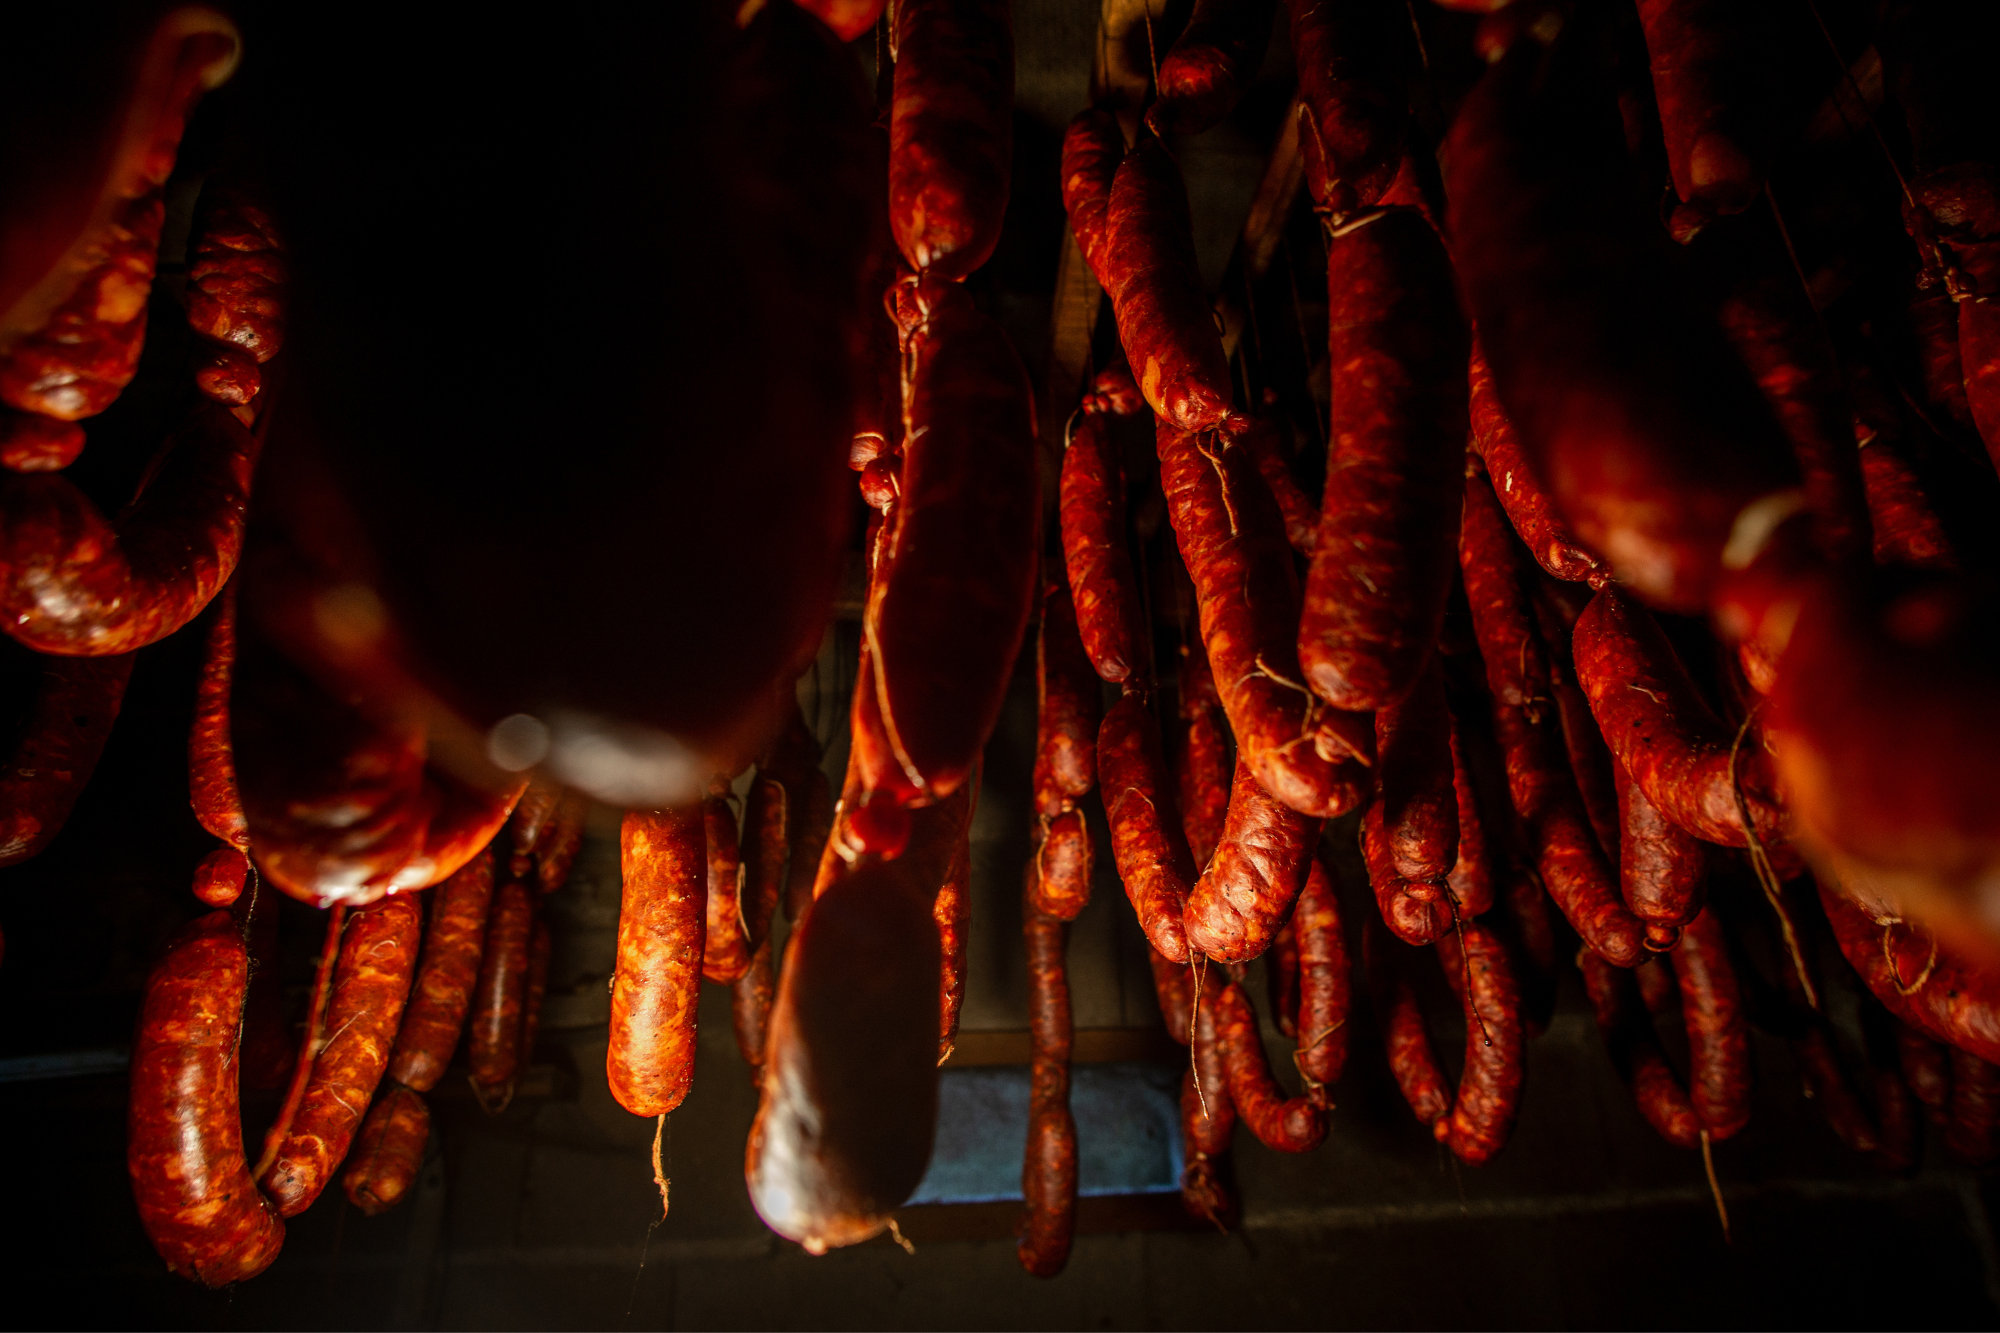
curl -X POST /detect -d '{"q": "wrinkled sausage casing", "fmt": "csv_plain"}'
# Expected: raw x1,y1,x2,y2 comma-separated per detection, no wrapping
260,893,421,1216
703,782,751,984
1819,879,2000,1065
888,0,1013,282
0,651,133,867
1148,0,1276,138
1375,657,1458,883
1099,690,1195,963
867,280,1039,804
747,858,940,1254
1210,971,1326,1152
609,807,707,1118
468,876,534,1093
1019,902,1076,1278
1060,109,1124,281
387,850,495,1091
1284,0,1409,217
1060,408,1149,686
1433,922,1526,1163
1174,642,1231,869
1467,339,1605,586
189,584,246,851
1300,207,1467,713
342,1083,430,1217
128,911,284,1287
1293,854,1351,1098
1182,756,1321,964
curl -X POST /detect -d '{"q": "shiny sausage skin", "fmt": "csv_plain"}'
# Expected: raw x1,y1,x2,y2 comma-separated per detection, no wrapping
1060,109,1124,284
509,776,562,871
386,851,495,1091
1432,921,1526,1163
260,906,346,1173
1268,921,1300,1039
867,280,1038,805
1293,853,1350,1102
1615,762,1705,951
1375,939,1452,1129
1174,641,1231,869
188,584,246,850
1030,806,1093,923
1466,339,1607,587
1149,945,1194,1045
536,790,587,893
1018,901,1077,1278
1818,880,2000,1066
1299,207,1467,713
702,779,751,984
1461,469,1644,966
1363,798,1451,947
1099,690,1195,963
1672,905,1750,1140
127,911,285,1286
341,1084,429,1216
1034,572,1100,815
0,400,255,654
936,797,975,1060
1181,973,1238,1226
468,876,533,1099
1284,0,1408,218
1531,576,1620,862
1157,418,1373,818
0,651,132,866
1060,407,1150,686
1443,15,1801,613
732,936,776,1082
1574,588,1784,850
742,771,789,951
187,186,286,414
1183,756,1321,963
1945,1048,2000,1166
1897,1021,1952,1125
1579,946,1703,1149
1105,135,1235,433
1209,970,1326,1151
746,857,941,1253
1375,657,1458,882
888,0,1012,282
609,807,707,1117
1148,0,1276,138
260,893,421,1216
193,845,249,907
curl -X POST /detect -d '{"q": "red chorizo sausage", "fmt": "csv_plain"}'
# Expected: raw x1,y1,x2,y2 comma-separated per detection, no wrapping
609,807,706,1117
1105,135,1235,433
1375,657,1458,883
1461,469,1645,966
1183,756,1321,963
1099,689,1195,964
742,771,789,952
1284,0,1409,218
747,857,941,1252
535,790,587,893
193,846,249,908
1033,569,1100,821
1858,433,1955,570
386,851,495,1091
1362,797,1451,947
0,650,132,866
468,876,533,1103
186,185,286,416
702,779,751,985
1060,408,1151,686
1181,973,1238,1227
1431,921,1526,1163
1615,762,1706,951
732,936,776,1082
1374,935,1452,1130
1466,339,1607,587
1209,970,1326,1151
936,794,975,1061
1157,418,1373,818
1443,13,1802,613
127,910,285,1286
1150,944,1194,1046
509,776,562,875
1173,641,1231,869
1293,853,1350,1102
1818,879,2000,1065
258,905,345,1175
1018,900,1076,1278
188,584,246,851
1148,0,1276,139
1299,207,1467,713
1030,806,1093,923
865,280,1039,806
341,1084,429,1216
1673,905,1750,1140
1267,921,1300,1040
259,893,421,1216
1579,945,1704,1149
888,0,1013,282
0,400,255,654
1061,109,1124,285
1574,588,1785,850
1530,576,1621,862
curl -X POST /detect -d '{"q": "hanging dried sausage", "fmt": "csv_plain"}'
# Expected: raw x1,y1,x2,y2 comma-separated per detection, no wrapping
1018,900,1076,1278
609,807,707,1118
1183,756,1321,963
0,651,133,867
341,1084,430,1217
888,0,1013,282
1100,690,1195,963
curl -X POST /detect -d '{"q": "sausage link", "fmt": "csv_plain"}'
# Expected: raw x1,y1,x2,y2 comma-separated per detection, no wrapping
1157,418,1372,818
1461,469,1644,966
260,893,421,1215
742,772,789,951
732,936,776,1081
1819,879,2000,1065
468,877,533,1102
1284,0,1409,218
1029,806,1093,922
1858,433,1955,570
1575,588,1785,849
1467,339,1607,586
1579,946,1704,1148
1375,940,1452,1129
1173,641,1232,869
1061,109,1124,289
1945,1047,2000,1166
1018,901,1077,1278
1531,576,1621,862
1267,921,1300,1040
259,906,345,1173
386,850,495,1091
1376,657,1458,882
1444,713,1496,919
797,0,887,42
1034,571,1101,815
187,185,287,415
1099,690,1195,963
193,845,249,908
936,801,975,1061
1614,761,1706,951
189,584,246,850
1148,0,1276,138
786,756,835,927
747,858,941,1252
1150,945,1194,1046
1181,969,1239,1226
0,651,133,867
702,779,751,984
1183,756,1321,963
1293,853,1350,1101
127,911,285,1286
1209,969,1326,1151
1897,1021,1953,1125
609,807,707,1117
1105,135,1235,433
340,1084,429,1216
888,0,1012,281
1672,905,1750,1140
866,280,1039,805
1363,798,1451,946
509,776,562,873
1300,207,1467,712
1060,408,1150,686
1431,921,1526,1163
